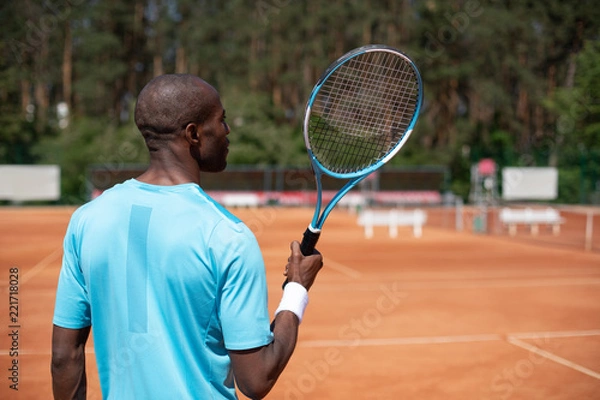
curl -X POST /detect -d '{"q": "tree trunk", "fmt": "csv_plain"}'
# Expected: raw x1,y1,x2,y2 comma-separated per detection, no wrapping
249,32,261,90
128,0,144,96
34,36,50,130
153,54,163,77
21,80,31,116
564,54,577,89
270,20,282,109
176,46,187,73
62,23,73,109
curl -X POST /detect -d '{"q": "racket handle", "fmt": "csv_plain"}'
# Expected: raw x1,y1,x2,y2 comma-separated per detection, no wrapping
282,228,321,289
300,227,321,256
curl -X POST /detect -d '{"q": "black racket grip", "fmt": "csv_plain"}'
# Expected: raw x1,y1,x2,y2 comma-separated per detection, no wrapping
282,228,321,289
300,227,321,256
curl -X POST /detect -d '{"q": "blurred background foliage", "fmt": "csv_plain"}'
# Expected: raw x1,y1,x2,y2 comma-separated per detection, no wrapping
0,0,599,203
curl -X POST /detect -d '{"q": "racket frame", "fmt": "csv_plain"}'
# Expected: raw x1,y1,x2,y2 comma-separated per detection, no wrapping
303,44,423,233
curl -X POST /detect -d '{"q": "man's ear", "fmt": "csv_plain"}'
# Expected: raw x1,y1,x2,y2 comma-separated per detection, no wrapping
184,122,202,145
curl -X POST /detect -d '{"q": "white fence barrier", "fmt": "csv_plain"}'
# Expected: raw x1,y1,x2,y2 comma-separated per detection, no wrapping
357,209,427,238
221,193,261,208
338,193,367,211
499,207,565,236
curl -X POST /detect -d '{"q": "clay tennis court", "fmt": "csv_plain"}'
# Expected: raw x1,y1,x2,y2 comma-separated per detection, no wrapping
1,206,599,399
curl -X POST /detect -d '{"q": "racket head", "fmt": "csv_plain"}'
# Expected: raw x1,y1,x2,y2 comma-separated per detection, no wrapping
304,44,423,180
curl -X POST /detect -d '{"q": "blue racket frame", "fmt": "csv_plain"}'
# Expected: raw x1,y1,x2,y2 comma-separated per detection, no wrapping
304,45,423,234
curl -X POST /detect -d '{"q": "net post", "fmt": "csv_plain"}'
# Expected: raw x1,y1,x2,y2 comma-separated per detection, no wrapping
585,211,594,252
389,210,398,238
414,209,425,238
455,198,464,232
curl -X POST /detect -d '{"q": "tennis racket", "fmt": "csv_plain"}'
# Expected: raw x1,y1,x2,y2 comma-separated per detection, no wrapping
291,44,423,273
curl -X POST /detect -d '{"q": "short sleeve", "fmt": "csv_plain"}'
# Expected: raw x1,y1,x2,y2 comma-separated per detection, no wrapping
53,213,92,329
213,221,274,350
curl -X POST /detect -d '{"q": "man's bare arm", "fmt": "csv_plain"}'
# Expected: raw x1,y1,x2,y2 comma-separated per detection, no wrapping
52,325,90,400
229,311,300,399
229,241,323,399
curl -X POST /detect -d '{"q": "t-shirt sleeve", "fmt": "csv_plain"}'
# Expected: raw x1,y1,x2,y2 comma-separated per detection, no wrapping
213,221,274,350
53,212,92,329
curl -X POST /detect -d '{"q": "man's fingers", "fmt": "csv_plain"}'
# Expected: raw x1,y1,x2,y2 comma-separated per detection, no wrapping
290,240,302,259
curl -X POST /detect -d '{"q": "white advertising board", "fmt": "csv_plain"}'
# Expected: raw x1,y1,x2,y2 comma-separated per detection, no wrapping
0,165,61,201
502,167,558,201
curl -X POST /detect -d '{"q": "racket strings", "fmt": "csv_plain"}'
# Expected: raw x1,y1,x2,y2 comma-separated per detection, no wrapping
323,56,415,155
309,51,420,174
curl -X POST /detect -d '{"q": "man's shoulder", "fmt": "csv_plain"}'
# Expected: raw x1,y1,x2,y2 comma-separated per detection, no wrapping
70,179,250,234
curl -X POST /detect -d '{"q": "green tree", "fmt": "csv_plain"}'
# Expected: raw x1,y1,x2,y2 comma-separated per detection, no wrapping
546,40,600,203
1,0,599,203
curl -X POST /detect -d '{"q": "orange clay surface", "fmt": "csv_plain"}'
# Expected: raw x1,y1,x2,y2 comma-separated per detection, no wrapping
1,206,599,400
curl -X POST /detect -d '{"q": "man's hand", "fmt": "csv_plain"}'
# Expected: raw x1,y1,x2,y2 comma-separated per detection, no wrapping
283,240,323,291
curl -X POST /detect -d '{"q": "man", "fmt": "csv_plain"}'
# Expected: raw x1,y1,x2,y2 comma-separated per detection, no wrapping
51,74,323,399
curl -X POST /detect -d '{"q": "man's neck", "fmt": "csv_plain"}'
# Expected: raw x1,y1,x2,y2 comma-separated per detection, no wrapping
136,156,201,186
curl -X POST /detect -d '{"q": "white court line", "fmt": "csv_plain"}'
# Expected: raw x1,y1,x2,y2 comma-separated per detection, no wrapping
301,334,502,348
398,277,600,289
0,246,63,288
0,349,97,356
507,336,600,380
391,267,600,281
317,277,600,292
318,258,600,289
3,329,600,356
21,246,63,285
316,258,600,292
510,329,600,340
299,329,600,349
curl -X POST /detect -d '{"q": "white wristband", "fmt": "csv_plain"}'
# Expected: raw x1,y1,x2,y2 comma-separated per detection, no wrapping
275,282,309,323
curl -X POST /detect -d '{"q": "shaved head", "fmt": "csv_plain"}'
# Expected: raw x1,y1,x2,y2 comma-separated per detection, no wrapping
135,74,219,150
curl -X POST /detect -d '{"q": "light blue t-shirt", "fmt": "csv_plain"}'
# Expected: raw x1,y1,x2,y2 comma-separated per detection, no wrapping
53,179,274,399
